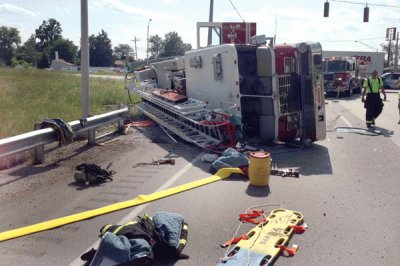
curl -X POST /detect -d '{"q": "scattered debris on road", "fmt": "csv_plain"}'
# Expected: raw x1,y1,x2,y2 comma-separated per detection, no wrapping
270,164,300,177
80,211,188,265
335,126,381,136
74,162,115,185
133,158,176,168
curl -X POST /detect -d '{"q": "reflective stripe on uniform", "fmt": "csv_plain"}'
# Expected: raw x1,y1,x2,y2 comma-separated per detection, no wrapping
101,224,112,235
113,221,137,235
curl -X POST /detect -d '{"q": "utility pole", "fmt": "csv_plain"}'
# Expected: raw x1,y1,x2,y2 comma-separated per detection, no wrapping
80,0,89,119
394,32,399,72
131,36,140,61
388,40,392,68
146,19,152,66
207,0,214,46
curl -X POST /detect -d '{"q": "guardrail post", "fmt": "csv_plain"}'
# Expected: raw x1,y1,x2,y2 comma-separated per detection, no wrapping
118,118,125,134
87,129,96,145
34,123,45,164
117,104,127,134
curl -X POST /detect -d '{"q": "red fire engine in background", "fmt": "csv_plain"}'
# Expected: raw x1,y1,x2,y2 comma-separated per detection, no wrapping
323,56,363,97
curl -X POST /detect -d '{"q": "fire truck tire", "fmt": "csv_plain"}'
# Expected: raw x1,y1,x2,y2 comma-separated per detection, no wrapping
345,88,353,97
345,83,353,97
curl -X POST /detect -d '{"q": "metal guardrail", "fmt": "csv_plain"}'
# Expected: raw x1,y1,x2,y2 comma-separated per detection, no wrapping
0,107,129,164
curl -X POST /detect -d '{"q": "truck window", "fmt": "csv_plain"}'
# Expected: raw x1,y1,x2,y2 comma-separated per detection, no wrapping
314,54,322,65
326,60,347,72
284,57,297,74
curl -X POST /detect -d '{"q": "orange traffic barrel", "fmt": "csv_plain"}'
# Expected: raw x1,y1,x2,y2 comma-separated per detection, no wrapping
248,151,271,186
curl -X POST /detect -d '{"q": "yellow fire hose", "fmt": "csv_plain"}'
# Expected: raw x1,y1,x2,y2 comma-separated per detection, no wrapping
0,167,244,242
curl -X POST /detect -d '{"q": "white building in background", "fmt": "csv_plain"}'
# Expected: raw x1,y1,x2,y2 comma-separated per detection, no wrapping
50,51,77,71
322,50,385,77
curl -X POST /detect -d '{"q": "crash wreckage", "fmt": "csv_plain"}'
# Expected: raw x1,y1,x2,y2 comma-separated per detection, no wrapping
128,22,326,150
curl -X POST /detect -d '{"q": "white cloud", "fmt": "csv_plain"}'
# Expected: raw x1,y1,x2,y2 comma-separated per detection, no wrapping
0,3,36,17
95,0,175,21
55,5,70,14
158,0,177,4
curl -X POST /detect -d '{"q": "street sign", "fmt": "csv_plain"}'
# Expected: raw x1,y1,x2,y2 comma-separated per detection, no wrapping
386,27,396,41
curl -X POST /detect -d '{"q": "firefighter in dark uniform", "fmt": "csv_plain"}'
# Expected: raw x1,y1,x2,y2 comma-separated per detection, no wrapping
361,70,386,128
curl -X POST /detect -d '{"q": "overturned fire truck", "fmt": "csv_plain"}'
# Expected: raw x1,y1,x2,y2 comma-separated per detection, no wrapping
129,22,326,150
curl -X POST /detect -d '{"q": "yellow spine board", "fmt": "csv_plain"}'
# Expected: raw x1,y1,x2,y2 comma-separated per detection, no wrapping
219,208,304,266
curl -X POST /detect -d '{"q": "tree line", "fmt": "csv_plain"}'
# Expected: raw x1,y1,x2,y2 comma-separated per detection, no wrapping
0,18,192,68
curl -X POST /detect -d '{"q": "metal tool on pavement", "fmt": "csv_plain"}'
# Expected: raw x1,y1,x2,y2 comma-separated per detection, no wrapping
270,164,300,177
133,158,176,168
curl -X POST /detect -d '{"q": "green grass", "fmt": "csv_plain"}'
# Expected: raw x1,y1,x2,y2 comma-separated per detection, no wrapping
0,67,141,139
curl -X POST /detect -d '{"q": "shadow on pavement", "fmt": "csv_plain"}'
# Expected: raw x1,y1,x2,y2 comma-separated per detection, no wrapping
245,184,270,197
265,143,332,176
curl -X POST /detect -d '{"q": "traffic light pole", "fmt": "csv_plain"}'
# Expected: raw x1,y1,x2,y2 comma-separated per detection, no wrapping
394,32,399,72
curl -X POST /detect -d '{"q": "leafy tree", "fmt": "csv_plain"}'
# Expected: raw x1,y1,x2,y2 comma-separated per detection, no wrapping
11,56,31,68
48,38,78,64
89,30,113,67
16,35,41,66
35,18,62,51
149,35,164,59
0,26,21,65
113,43,134,62
159,32,192,58
37,53,49,69
114,44,133,57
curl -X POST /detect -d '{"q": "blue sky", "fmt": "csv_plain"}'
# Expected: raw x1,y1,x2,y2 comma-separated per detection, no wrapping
0,0,399,59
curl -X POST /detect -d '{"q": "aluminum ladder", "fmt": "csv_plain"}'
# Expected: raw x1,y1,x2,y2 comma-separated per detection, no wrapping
137,101,223,148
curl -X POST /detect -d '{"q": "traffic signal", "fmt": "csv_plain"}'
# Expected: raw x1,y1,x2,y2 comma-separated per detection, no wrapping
363,5,369,22
324,1,330,17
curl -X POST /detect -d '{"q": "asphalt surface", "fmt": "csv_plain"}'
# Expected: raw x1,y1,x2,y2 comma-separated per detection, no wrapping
0,91,400,266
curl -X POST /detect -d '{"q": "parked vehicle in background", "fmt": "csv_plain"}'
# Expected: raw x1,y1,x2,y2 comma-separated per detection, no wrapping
323,56,362,97
380,72,400,89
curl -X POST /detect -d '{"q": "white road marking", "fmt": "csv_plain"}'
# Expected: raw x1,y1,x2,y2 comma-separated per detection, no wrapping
69,152,204,265
340,114,353,127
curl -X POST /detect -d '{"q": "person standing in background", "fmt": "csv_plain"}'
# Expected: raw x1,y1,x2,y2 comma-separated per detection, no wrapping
361,70,387,128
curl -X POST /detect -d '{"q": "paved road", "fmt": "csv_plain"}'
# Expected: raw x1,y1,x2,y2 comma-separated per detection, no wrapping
0,92,399,266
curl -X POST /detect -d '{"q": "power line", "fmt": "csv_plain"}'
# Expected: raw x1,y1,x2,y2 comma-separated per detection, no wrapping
320,36,385,42
228,0,245,22
331,0,400,8
279,36,385,43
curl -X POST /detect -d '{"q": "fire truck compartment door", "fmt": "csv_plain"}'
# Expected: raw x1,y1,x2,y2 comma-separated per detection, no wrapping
256,47,274,77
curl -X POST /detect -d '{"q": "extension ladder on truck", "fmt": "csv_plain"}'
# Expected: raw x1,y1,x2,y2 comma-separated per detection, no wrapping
136,101,224,148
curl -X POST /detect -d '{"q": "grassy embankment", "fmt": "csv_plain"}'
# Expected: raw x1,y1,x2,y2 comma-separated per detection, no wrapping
0,67,140,139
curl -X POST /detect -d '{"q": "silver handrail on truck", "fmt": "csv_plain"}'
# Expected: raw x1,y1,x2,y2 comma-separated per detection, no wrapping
0,107,129,165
